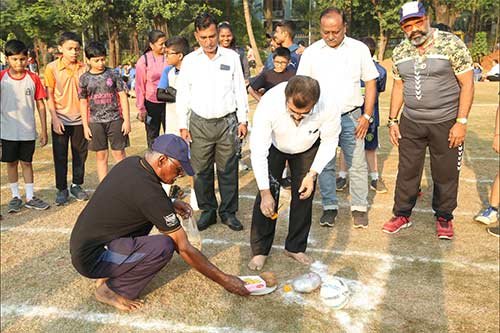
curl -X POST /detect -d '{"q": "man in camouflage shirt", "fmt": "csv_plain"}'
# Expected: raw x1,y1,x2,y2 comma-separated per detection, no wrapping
383,1,474,239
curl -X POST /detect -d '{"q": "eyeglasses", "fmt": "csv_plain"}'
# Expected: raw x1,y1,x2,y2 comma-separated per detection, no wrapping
165,51,180,56
401,17,426,33
273,60,288,66
286,101,313,119
167,157,184,175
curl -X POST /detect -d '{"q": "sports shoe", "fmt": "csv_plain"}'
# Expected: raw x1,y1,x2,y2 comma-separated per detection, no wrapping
383,216,412,234
25,196,50,210
336,177,347,191
55,189,69,206
280,176,292,190
370,179,388,194
474,206,498,225
239,160,251,171
7,197,23,213
436,217,454,240
487,226,499,237
352,211,368,228
320,209,338,227
70,184,89,201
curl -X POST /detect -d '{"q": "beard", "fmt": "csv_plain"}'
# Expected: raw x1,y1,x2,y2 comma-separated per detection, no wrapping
408,29,431,46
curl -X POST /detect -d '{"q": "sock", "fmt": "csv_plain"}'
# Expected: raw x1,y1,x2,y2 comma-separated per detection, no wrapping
25,183,34,201
9,182,20,198
161,183,171,196
338,171,347,179
370,172,379,181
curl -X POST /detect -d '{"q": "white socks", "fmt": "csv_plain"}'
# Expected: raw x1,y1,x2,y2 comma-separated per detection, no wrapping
9,182,20,198
370,172,379,181
338,171,347,179
25,183,34,201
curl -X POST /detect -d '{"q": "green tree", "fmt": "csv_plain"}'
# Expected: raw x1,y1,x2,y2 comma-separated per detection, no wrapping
470,31,489,62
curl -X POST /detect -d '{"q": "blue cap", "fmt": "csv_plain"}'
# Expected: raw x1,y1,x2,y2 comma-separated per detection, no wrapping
399,1,426,24
152,134,195,176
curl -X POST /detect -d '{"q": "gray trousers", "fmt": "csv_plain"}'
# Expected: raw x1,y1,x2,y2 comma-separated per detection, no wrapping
189,112,239,218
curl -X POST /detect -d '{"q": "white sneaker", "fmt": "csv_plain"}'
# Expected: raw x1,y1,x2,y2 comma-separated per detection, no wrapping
474,207,498,225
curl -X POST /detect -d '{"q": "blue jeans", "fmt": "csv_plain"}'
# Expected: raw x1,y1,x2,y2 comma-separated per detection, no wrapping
319,108,368,212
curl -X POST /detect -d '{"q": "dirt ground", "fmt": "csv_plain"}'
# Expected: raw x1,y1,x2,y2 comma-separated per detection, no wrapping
1,82,499,333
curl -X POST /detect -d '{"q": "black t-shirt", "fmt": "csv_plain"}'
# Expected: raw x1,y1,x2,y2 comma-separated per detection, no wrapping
250,69,296,93
70,156,181,276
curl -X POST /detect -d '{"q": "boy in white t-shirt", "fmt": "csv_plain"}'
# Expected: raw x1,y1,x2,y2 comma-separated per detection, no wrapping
0,40,50,212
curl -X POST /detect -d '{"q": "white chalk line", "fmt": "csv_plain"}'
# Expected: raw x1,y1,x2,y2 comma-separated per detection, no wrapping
1,226,497,272
0,304,263,333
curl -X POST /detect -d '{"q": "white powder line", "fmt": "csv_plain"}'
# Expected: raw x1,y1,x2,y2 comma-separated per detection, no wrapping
379,103,499,108
1,226,497,272
0,303,263,333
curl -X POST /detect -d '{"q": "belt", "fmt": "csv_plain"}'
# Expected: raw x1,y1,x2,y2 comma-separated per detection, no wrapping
191,111,236,123
341,107,361,117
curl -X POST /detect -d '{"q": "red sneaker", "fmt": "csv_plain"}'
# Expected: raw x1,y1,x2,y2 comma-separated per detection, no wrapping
436,217,454,240
383,216,412,234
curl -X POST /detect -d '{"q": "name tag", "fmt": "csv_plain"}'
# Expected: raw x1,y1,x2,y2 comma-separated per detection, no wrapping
220,64,230,71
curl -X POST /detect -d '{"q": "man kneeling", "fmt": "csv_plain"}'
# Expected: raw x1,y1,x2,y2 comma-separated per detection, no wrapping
70,134,249,311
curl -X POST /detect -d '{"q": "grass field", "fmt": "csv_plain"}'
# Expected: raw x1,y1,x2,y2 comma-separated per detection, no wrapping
1,81,499,333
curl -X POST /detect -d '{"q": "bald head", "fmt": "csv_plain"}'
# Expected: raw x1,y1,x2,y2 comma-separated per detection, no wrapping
319,8,346,48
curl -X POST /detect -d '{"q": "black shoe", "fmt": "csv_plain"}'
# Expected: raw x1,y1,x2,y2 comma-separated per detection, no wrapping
320,209,338,227
280,177,292,190
197,211,217,231
221,215,243,231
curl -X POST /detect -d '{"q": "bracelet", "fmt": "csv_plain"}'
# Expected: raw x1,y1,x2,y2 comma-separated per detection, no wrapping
387,118,399,128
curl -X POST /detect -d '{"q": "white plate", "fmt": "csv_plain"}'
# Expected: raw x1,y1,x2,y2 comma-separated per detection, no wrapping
250,285,277,296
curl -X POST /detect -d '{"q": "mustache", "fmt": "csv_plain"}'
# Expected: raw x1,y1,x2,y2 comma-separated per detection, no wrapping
409,30,426,39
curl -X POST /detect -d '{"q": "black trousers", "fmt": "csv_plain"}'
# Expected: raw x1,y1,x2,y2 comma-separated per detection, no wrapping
251,140,319,255
189,112,239,219
144,100,166,148
393,115,462,220
52,124,88,191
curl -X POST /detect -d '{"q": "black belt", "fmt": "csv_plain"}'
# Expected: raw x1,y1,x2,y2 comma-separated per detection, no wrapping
341,107,361,117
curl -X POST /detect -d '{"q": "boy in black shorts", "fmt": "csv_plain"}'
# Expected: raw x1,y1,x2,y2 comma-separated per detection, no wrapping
0,40,50,212
79,41,131,182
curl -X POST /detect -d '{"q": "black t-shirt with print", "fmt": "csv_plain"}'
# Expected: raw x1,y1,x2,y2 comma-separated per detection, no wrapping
250,68,296,93
70,156,180,276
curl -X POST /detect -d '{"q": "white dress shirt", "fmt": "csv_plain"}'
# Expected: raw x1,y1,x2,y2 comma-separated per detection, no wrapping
250,82,341,190
176,46,249,129
297,37,379,114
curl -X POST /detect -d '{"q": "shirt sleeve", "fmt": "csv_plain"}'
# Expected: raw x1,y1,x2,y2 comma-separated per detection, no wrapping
157,66,171,89
44,63,56,88
250,96,274,190
310,103,341,174
250,71,266,91
449,35,473,75
233,53,249,123
78,74,88,99
27,72,47,100
175,57,191,129
296,48,311,77
138,192,181,233
134,55,147,114
360,44,379,82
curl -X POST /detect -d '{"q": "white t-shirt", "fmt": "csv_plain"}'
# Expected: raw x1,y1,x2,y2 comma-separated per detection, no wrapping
0,69,46,141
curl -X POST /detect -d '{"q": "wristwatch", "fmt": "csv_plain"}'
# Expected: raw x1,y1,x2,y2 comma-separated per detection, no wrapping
387,118,399,127
363,113,374,123
456,118,468,125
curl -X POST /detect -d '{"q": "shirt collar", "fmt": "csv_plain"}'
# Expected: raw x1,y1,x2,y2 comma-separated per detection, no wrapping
288,43,299,52
56,57,85,71
319,36,348,50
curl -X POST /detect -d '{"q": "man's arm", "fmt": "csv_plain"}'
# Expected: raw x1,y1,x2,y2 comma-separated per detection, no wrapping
118,91,131,135
35,100,48,147
388,78,404,146
165,228,249,296
448,70,474,148
175,59,192,142
355,79,376,139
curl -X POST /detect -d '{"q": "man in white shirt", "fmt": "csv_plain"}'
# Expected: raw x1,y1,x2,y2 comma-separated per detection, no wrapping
176,13,249,232
248,76,341,270
297,7,379,229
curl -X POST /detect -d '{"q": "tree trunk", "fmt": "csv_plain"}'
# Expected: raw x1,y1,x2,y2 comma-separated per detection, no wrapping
225,0,232,21
131,28,140,57
243,0,263,69
377,31,389,62
113,27,120,66
264,0,273,35
106,21,116,68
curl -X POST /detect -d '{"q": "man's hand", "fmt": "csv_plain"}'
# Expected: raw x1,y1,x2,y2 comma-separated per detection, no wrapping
180,128,192,143
221,274,250,296
355,116,370,139
389,124,402,146
448,123,466,148
39,132,48,147
260,190,275,218
298,172,316,200
83,125,92,141
136,112,146,123
122,120,131,135
238,123,248,139
173,199,193,219
52,117,65,135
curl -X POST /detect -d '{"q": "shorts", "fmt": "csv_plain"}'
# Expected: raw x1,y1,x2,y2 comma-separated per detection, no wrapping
364,126,379,151
88,119,130,152
1,139,36,162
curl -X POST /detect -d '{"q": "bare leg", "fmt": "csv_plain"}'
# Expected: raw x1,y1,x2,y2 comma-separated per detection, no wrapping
365,149,378,175
95,150,109,182
491,172,500,207
95,281,144,311
7,161,19,184
284,249,313,265
248,255,267,271
111,149,126,163
95,278,108,288
20,161,34,183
